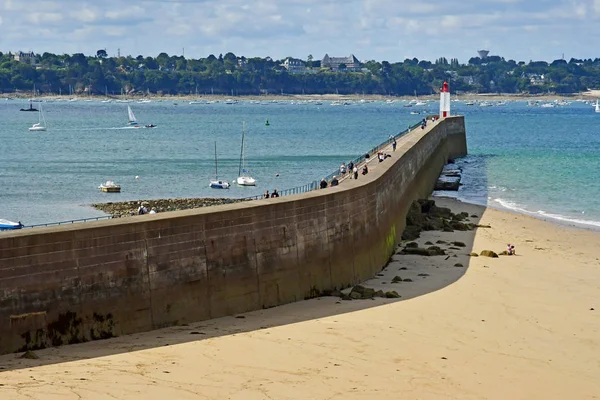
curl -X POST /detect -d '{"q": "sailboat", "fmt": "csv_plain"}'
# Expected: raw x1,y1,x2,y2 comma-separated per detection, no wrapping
127,105,138,126
236,121,256,186
28,103,47,131
595,99,600,113
210,142,230,189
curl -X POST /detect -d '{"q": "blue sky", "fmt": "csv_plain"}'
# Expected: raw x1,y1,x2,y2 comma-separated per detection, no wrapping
1,0,599,63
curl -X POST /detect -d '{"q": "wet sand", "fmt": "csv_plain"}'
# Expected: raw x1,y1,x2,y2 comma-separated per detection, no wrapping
1,198,599,399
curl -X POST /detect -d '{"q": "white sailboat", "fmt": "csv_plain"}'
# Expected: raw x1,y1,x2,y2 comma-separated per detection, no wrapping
127,105,138,125
236,121,256,186
210,142,230,189
595,99,600,113
28,103,47,131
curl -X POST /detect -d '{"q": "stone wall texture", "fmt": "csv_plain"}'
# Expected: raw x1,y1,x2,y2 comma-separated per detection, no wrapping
0,116,467,354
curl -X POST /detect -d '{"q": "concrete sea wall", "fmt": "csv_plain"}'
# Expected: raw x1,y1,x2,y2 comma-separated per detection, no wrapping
0,116,467,354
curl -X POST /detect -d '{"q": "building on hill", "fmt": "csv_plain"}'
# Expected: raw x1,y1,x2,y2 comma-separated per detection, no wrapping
280,58,307,74
321,54,361,72
14,51,37,65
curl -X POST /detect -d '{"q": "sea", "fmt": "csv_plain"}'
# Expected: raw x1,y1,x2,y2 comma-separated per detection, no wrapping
1,98,599,229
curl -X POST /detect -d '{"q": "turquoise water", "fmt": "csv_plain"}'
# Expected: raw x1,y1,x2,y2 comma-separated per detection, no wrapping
1,98,599,228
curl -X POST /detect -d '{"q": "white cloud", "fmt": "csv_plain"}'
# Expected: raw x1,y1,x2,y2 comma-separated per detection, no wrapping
0,0,596,62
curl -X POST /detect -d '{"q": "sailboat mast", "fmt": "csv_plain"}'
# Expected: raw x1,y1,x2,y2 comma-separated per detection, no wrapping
214,141,218,179
238,122,245,177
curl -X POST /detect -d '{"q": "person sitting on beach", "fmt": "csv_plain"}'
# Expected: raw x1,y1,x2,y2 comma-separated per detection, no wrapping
137,205,147,215
507,244,513,255
378,152,384,162
362,165,368,175
510,245,515,255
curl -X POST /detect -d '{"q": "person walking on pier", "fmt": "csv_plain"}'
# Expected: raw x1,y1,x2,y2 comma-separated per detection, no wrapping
393,139,397,151
348,161,354,177
353,166,358,180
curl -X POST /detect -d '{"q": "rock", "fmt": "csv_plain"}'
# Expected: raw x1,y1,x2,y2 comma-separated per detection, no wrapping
422,217,445,231
499,250,509,255
402,247,432,256
403,278,413,282
405,242,419,248
451,213,467,221
418,273,429,277
476,224,492,228
452,241,466,247
449,221,470,231
418,199,437,214
425,241,434,245
361,288,376,299
480,250,499,258
385,291,401,298
435,176,460,191
349,291,363,300
469,252,479,257
454,263,464,268
470,214,478,218
349,285,375,299
429,205,452,218
426,246,446,256
374,290,385,298
392,276,403,283
401,225,421,241
399,267,408,270
20,350,39,359
436,240,447,244
340,293,353,301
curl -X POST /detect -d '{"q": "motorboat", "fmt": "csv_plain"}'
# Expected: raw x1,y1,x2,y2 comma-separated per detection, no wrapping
145,124,157,128
210,141,230,189
0,219,23,230
236,121,256,186
98,180,121,192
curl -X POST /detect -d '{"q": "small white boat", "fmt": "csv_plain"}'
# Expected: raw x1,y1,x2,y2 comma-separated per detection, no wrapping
0,219,23,230
28,103,47,131
98,180,121,193
595,99,600,113
127,105,138,125
236,121,256,186
210,142,230,189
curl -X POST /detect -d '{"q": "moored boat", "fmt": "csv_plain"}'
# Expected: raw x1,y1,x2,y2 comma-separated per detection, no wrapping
98,180,121,192
0,219,23,230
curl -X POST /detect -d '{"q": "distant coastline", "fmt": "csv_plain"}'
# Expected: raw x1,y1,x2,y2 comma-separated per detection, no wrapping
6,90,600,103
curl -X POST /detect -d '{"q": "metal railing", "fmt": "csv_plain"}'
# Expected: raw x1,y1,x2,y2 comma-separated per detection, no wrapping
17,119,424,229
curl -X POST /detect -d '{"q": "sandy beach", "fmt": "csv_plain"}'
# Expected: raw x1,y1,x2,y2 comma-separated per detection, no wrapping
1,197,599,399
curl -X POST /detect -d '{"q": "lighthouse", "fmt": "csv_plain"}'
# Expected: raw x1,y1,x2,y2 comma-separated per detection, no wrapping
439,81,450,118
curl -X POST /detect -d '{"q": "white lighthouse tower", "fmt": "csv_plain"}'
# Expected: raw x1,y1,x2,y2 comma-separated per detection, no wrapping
439,81,450,118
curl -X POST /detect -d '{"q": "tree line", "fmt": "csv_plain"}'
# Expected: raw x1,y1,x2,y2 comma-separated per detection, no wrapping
1,50,599,96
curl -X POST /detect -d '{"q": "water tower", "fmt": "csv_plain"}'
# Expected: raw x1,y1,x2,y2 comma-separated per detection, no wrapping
477,49,489,59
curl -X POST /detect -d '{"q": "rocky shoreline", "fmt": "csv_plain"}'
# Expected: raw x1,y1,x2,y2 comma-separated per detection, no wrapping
91,197,250,217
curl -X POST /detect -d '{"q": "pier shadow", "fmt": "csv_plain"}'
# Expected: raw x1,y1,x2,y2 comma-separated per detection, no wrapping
0,206,493,374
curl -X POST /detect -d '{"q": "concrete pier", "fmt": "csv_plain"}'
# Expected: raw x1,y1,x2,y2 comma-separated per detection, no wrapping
0,116,467,355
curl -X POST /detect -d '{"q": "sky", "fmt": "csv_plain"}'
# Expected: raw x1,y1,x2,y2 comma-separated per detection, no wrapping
1,0,599,63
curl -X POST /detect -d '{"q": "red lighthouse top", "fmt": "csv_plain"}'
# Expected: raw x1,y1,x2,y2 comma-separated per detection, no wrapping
441,81,449,93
